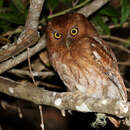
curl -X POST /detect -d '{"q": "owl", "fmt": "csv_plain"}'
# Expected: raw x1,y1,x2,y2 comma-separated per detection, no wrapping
46,13,127,126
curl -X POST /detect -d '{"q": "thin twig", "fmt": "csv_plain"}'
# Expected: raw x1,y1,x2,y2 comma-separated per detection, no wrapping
72,0,80,7
41,0,110,24
28,45,45,130
40,0,90,24
48,0,90,19
109,22,129,29
39,105,45,130
8,69,54,78
27,47,37,86
106,41,130,54
0,100,23,118
118,62,130,66
28,43,45,130
2,26,23,38
39,81,61,89
101,35,130,46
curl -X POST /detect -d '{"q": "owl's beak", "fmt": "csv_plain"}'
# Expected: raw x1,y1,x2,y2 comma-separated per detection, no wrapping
65,37,72,48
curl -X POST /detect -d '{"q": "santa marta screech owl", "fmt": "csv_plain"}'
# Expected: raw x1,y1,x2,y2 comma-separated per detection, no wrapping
46,13,127,102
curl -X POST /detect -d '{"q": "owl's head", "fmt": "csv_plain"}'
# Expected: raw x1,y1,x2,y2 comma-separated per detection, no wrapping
46,13,97,49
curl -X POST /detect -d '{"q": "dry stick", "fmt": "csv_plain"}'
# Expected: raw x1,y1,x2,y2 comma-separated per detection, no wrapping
39,105,45,130
39,82,61,89
27,47,45,130
8,69,54,78
118,62,130,66
109,22,129,29
106,41,130,54
106,41,130,66
0,34,46,74
101,35,130,46
72,0,80,7
27,47,37,86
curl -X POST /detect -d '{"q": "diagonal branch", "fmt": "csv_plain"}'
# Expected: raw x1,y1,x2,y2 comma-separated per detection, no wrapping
0,76,130,119
0,35,46,74
78,0,110,17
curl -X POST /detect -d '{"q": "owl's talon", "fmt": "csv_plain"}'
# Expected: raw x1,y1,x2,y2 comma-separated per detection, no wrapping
61,110,66,117
68,110,72,115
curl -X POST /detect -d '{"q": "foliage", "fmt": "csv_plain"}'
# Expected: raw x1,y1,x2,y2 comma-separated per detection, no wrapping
0,0,27,33
0,0,130,35
91,2,129,35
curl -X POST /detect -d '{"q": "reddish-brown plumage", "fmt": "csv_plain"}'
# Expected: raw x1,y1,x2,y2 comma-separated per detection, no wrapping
46,13,127,102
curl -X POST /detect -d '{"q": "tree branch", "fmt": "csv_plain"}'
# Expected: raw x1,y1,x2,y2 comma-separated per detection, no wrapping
101,35,130,47
0,76,130,119
25,0,45,30
0,35,46,74
43,0,90,20
8,69,55,79
78,0,110,17
106,41,130,54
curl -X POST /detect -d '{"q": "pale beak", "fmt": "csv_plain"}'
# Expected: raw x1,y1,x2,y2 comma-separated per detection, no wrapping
65,37,72,48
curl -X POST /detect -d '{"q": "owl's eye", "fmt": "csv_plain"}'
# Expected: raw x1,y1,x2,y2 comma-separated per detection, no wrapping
54,32,62,39
70,28,78,36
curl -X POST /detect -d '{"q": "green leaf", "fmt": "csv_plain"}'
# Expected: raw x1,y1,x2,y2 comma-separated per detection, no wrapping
0,0,3,8
45,63,51,67
92,15,110,35
111,17,119,25
0,12,25,24
61,0,72,4
99,5,120,17
12,0,26,14
124,38,130,47
120,0,130,24
0,21,13,33
46,0,59,11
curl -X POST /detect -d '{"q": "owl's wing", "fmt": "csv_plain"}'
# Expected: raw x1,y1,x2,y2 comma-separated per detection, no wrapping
89,36,127,101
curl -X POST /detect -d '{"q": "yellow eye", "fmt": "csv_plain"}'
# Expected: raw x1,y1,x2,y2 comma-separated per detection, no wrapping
54,32,62,39
70,28,78,36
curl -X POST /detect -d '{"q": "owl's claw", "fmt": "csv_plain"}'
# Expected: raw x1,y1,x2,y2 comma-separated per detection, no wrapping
60,110,66,117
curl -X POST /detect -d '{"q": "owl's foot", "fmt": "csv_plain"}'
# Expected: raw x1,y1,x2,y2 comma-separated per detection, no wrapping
60,110,66,117
91,113,107,128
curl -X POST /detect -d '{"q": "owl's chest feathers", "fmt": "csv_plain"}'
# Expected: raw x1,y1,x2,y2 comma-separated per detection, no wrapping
51,43,91,68
50,45,125,100
51,47,103,88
